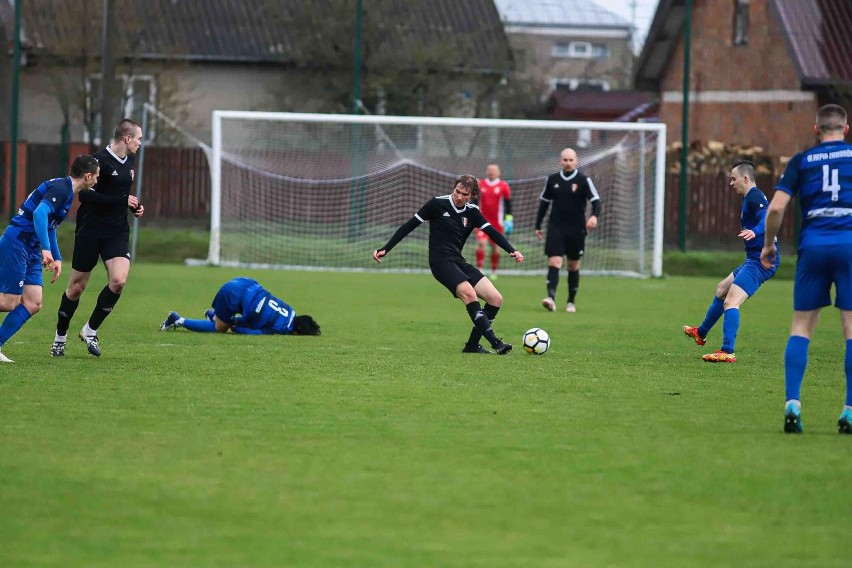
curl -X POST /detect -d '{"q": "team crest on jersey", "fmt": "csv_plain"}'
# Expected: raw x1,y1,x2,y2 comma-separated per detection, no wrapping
462,217,469,227
571,184,578,193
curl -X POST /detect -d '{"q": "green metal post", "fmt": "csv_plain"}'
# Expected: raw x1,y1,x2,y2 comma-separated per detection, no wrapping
348,0,365,241
9,0,22,220
678,0,692,251
352,0,363,114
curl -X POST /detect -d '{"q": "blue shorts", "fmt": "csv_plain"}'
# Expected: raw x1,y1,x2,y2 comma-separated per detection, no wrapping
0,234,43,295
794,245,852,311
732,257,777,297
211,277,258,324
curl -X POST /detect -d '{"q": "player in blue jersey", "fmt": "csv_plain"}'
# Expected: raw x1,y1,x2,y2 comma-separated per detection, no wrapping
159,277,321,335
0,155,100,362
761,103,852,434
682,161,779,363
373,174,524,354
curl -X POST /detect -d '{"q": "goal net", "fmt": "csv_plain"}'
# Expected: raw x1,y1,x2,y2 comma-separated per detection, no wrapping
209,111,666,277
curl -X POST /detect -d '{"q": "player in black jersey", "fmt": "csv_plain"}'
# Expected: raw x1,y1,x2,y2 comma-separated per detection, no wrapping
50,119,145,358
534,148,601,313
373,174,524,354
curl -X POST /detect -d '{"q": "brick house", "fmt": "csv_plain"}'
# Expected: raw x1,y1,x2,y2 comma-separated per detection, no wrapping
634,0,852,159
494,0,635,98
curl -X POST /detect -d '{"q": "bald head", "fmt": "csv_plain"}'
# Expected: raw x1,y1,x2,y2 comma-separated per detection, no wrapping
485,164,501,181
560,148,577,173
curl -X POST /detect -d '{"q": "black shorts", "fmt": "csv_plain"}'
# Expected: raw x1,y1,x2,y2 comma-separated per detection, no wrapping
544,229,586,260
430,260,485,296
72,232,130,272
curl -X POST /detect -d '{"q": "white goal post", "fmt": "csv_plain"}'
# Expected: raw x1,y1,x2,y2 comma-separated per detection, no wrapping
209,111,666,277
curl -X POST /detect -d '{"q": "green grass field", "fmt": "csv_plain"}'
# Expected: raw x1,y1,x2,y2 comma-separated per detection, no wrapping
1,265,849,567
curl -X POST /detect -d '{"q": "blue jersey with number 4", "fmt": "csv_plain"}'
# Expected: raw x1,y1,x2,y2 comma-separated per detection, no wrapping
775,140,852,247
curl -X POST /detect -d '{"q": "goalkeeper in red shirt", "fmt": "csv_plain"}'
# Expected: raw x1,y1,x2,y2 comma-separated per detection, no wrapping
475,164,513,278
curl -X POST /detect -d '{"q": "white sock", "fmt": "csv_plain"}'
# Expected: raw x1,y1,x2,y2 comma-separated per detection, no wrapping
54,333,67,342
785,399,801,410
81,323,96,337
177,317,185,326
845,405,852,413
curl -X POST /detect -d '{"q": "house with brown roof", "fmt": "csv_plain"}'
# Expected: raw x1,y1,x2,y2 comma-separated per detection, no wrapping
0,0,513,145
634,0,852,158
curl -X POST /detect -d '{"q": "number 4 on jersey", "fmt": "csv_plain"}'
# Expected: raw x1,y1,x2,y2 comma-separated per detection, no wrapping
823,165,841,202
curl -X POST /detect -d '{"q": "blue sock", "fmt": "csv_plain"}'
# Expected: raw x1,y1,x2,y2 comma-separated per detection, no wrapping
845,339,852,406
182,318,217,333
698,296,725,338
720,307,740,353
785,336,810,402
0,305,33,348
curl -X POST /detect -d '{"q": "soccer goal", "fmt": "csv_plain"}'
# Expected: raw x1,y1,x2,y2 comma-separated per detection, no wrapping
207,111,666,277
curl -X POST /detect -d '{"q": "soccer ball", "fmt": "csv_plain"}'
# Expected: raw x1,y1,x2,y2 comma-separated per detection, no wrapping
523,328,550,355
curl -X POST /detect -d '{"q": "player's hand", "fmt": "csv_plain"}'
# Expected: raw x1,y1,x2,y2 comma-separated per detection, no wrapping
760,245,776,269
503,215,513,235
535,229,544,241
133,204,144,218
48,260,62,283
738,229,755,241
128,195,139,210
41,249,54,267
510,250,524,263
586,215,598,231
373,249,386,263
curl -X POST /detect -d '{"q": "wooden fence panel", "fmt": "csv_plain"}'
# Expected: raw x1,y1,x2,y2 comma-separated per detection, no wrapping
664,173,797,250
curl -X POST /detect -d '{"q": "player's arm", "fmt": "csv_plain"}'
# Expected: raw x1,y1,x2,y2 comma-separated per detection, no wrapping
374,199,434,262
46,227,63,282
77,189,127,206
587,178,601,230
232,325,266,335
474,209,520,260
742,193,767,241
502,195,513,234
33,201,55,264
761,156,800,267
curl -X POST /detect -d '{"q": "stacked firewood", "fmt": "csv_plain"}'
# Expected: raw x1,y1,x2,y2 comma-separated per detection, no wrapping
667,140,780,175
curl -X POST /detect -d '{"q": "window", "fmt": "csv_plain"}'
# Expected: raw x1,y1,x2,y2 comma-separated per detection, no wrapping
552,41,610,59
733,0,749,46
85,74,157,144
549,78,610,92
552,42,570,57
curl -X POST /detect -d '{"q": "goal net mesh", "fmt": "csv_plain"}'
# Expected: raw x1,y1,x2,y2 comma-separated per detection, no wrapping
213,114,661,277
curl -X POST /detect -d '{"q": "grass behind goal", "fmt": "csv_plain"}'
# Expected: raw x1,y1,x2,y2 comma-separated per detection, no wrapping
0,266,848,566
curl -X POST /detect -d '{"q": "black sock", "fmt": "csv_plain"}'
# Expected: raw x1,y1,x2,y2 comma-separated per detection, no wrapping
465,301,499,346
56,292,80,336
465,304,500,348
88,286,122,331
568,270,580,303
547,266,559,298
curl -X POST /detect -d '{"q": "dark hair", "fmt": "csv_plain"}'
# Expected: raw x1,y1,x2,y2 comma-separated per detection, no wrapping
69,154,99,178
114,118,142,141
292,315,321,335
732,160,756,181
454,174,480,200
816,104,847,134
